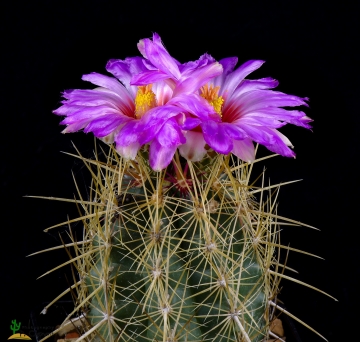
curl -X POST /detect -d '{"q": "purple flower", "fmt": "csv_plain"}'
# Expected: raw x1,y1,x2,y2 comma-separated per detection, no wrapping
130,33,223,162
54,33,311,170
53,34,223,171
191,58,312,162
133,33,221,96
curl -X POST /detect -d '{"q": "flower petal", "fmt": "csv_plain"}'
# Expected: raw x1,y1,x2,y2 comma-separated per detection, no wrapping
152,81,174,106
61,120,91,133
116,141,141,160
57,89,123,107
99,132,116,144
238,90,308,113
231,138,255,163
55,88,134,117
182,117,201,130
59,105,122,124
168,93,219,121
179,131,207,161
106,57,147,98
82,73,127,96
222,123,247,140
84,115,128,137
241,107,312,128
213,57,238,88
157,118,186,147
173,62,223,96
235,123,276,145
131,70,170,85
115,120,144,147
202,120,233,154
231,77,279,98
149,139,178,171
138,105,185,144
141,33,181,80
221,60,265,98
234,115,287,129
179,53,216,76
220,57,238,76
262,129,295,157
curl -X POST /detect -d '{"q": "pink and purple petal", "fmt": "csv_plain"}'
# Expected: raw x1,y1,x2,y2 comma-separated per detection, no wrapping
173,62,223,96
262,129,295,157
231,138,255,163
201,120,233,154
221,60,265,98
138,106,185,144
152,81,173,106
168,93,219,121
62,120,92,133
221,122,247,140
106,57,148,97
179,131,207,162
84,115,128,137
82,73,130,99
116,141,141,160
182,117,201,130
235,123,277,145
60,105,121,125
212,57,239,88
179,53,216,76
231,78,279,98
141,33,181,80
238,90,308,113
130,70,171,86
115,120,145,147
149,139,178,171
157,118,186,147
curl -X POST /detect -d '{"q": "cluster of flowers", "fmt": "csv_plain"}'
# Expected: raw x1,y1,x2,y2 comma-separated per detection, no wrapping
54,33,312,171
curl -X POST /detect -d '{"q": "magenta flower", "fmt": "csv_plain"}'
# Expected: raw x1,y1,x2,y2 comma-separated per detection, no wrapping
53,34,222,171
191,58,312,162
130,33,224,161
54,33,311,170
53,59,146,157
133,34,221,97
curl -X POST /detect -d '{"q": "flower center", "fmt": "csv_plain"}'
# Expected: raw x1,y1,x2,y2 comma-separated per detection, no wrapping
200,84,224,116
134,84,157,118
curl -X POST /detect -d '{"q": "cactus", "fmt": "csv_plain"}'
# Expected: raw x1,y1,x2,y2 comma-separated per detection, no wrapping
31,33,336,342
33,145,335,342
10,319,21,334
69,148,276,342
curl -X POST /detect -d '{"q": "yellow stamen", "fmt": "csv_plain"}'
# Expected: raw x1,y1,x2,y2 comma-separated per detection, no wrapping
134,84,157,118
200,84,224,116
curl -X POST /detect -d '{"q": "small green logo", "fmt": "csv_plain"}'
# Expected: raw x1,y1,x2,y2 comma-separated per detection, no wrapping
8,320,32,340
10,320,21,335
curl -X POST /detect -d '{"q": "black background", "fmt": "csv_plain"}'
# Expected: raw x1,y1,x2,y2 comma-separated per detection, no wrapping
2,1,358,341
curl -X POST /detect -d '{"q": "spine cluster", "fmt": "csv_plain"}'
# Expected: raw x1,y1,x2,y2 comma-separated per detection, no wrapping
35,145,331,342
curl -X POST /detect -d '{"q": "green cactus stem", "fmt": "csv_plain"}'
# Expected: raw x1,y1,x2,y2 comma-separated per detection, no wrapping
31,144,336,342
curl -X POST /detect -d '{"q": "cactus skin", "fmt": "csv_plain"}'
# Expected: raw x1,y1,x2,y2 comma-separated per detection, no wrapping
52,145,281,342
